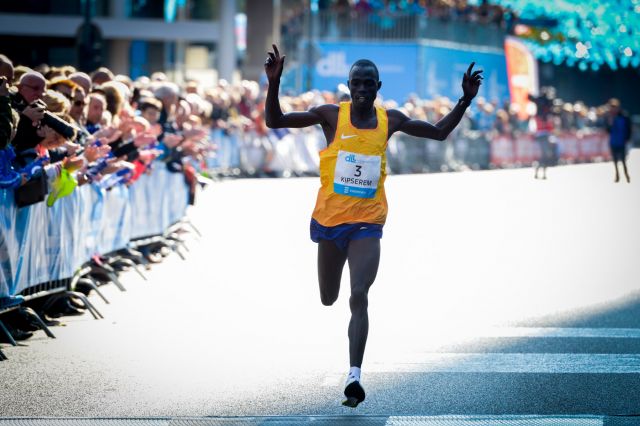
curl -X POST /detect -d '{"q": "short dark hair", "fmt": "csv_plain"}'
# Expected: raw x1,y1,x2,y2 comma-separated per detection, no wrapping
349,59,379,81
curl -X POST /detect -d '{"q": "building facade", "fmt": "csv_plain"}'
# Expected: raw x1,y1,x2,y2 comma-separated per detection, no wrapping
0,0,238,84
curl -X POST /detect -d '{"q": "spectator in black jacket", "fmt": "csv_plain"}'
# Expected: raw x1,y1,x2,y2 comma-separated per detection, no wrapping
10,71,47,158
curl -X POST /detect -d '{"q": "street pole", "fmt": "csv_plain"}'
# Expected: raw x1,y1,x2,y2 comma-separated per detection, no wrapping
77,0,102,72
305,0,317,92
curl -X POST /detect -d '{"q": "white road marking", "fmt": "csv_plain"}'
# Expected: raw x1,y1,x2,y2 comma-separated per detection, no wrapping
385,416,604,426
449,327,640,339
370,353,640,374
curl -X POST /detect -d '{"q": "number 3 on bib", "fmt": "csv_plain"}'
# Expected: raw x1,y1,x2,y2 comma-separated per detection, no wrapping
333,150,382,199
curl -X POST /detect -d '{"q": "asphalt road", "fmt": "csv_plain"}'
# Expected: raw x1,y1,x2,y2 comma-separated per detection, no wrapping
1,152,639,420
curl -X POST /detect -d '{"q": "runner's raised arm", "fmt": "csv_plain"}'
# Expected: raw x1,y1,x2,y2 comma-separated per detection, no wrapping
388,62,483,140
264,44,328,129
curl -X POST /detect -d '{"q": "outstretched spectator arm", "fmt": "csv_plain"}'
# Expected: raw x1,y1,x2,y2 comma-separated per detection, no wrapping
390,62,483,141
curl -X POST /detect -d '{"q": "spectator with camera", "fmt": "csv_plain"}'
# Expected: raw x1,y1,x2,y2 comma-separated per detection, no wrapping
10,71,47,160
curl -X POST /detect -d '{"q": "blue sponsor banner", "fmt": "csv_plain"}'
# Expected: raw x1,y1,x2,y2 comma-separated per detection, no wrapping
311,41,419,103
419,41,509,104
307,41,509,105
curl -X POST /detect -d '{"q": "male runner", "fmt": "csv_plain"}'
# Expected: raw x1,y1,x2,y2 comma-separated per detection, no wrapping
264,44,482,407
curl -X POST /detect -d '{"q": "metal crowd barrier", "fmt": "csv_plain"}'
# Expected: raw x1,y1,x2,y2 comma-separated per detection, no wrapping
207,127,611,177
0,163,190,304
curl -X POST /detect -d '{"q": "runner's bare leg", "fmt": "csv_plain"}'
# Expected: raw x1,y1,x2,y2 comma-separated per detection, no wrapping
346,237,380,367
318,240,347,306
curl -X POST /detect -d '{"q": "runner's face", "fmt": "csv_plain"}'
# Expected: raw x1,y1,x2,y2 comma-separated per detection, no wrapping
348,66,380,108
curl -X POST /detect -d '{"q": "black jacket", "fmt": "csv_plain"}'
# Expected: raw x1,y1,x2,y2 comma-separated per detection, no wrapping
9,92,44,154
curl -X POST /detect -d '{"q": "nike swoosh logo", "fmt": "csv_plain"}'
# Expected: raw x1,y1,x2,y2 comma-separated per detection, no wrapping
341,134,357,140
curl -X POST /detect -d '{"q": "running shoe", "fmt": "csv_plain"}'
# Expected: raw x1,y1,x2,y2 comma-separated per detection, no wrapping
342,376,365,408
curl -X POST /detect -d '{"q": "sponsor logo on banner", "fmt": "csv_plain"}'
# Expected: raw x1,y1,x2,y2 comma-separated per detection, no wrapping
316,51,350,78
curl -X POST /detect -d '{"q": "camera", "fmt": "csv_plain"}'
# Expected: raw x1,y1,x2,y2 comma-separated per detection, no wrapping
10,96,78,139
41,111,77,139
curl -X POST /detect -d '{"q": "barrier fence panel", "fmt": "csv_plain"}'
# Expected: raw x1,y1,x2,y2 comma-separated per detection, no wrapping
489,131,610,168
0,163,190,298
0,190,19,298
209,129,612,176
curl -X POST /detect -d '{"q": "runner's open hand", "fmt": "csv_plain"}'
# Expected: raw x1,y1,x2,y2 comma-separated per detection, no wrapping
461,62,483,101
264,44,286,82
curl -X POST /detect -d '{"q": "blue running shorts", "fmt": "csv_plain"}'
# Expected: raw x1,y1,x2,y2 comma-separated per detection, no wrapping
310,218,383,252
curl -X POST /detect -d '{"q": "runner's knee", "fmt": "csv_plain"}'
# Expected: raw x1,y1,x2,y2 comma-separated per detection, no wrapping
349,288,368,312
321,294,337,306
319,282,339,306
320,288,338,306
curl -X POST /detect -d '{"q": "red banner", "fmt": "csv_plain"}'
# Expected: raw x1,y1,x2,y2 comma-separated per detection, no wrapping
490,131,610,167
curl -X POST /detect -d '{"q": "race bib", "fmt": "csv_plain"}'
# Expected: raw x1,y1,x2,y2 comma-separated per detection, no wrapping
333,151,381,198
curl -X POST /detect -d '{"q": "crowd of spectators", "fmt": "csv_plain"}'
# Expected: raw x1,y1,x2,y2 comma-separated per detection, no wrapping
0,53,213,213
282,0,515,50
0,49,627,199
0,49,622,194
309,0,512,26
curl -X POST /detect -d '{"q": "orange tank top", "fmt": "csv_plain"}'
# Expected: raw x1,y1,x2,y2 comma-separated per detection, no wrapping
311,102,388,227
